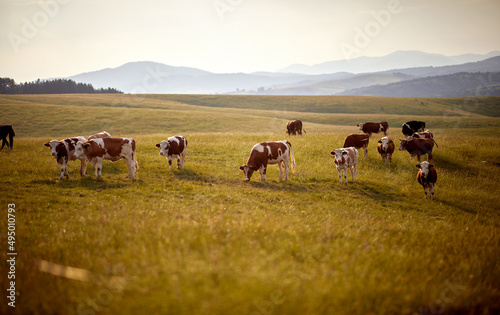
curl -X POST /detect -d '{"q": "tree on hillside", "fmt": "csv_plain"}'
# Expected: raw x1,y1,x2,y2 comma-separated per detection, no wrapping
0,77,122,94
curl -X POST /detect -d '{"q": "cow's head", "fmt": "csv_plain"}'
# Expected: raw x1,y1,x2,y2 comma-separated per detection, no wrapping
44,140,63,156
156,140,170,156
331,149,348,165
416,161,433,178
398,139,408,151
357,123,363,131
378,137,393,150
239,165,259,181
74,141,90,160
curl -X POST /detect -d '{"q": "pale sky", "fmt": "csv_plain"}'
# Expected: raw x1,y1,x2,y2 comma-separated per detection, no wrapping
1,0,500,82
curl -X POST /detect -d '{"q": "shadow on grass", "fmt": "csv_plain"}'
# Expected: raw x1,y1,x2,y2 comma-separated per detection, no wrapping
31,176,140,190
246,180,309,192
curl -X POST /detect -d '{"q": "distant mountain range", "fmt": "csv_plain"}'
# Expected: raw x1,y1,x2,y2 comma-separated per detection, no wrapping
64,50,500,96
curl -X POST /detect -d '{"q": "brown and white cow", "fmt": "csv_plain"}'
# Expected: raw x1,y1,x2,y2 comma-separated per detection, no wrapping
377,137,395,163
410,130,433,139
286,120,306,136
330,147,358,185
357,121,389,136
343,133,369,160
399,138,439,162
74,137,138,180
44,136,87,180
88,131,111,140
239,140,296,182
155,136,188,170
416,161,437,199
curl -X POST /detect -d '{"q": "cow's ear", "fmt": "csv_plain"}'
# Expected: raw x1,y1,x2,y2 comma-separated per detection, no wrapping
155,144,160,148
330,151,335,155
342,151,347,155
43,142,50,147
239,166,245,170
415,164,421,168
429,164,434,168
377,140,382,143
83,143,91,149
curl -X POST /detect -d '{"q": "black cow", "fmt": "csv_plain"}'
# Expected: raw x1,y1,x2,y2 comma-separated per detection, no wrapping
0,125,15,151
402,121,425,137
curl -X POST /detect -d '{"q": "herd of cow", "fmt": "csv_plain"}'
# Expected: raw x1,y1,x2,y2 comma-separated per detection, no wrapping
0,119,439,199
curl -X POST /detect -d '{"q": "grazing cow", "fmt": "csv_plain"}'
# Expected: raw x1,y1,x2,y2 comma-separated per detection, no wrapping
402,121,425,137
0,124,15,151
155,136,188,170
411,130,433,139
399,138,439,161
286,120,306,136
330,147,358,185
357,121,389,136
377,137,395,163
44,137,87,180
74,138,138,180
239,140,296,182
343,133,369,160
88,131,111,140
416,161,437,199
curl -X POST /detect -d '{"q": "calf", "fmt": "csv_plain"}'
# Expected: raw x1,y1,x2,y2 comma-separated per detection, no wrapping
88,131,111,140
377,137,395,163
402,121,425,137
74,137,138,180
239,140,296,182
331,147,358,185
357,121,389,136
155,136,188,169
286,120,306,136
0,124,15,151
343,133,369,160
416,161,437,199
44,137,87,180
398,138,438,161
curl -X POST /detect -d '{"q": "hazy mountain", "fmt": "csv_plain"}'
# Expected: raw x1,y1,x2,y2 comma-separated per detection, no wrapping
338,72,500,98
62,51,500,95
278,50,500,75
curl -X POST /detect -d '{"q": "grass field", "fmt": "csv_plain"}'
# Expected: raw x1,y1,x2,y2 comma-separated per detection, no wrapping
1,94,499,315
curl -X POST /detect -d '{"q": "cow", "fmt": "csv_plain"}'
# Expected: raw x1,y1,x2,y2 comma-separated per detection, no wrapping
74,137,138,180
239,140,296,182
377,137,395,163
357,121,389,136
0,124,15,151
44,137,87,180
330,147,358,185
286,120,306,136
402,121,425,137
398,138,439,162
416,161,437,199
155,136,188,170
411,130,433,139
343,133,369,160
88,131,111,140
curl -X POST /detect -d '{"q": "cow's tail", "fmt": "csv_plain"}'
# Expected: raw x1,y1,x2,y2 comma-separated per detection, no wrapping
303,128,306,134
286,141,296,173
432,138,441,149
132,140,139,172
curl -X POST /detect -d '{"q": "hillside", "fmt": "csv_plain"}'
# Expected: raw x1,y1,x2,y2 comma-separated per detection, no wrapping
340,72,500,98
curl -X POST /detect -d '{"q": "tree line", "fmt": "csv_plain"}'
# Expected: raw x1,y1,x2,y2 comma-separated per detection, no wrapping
0,78,122,94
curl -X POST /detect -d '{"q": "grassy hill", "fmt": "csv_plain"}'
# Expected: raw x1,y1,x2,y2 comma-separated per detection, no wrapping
1,94,499,314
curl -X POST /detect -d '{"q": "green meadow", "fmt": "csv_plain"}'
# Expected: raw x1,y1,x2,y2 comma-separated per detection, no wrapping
0,94,499,315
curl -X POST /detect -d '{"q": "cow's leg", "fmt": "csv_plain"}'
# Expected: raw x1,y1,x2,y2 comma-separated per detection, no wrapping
283,160,289,181
423,185,428,199
96,158,103,178
168,157,173,169
60,160,68,181
260,165,267,182
351,165,357,183
180,152,186,169
363,146,368,160
429,183,435,200
176,155,182,169
127,158,135,179
337,168,343,184
79,159,87,177
344,169,348,185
